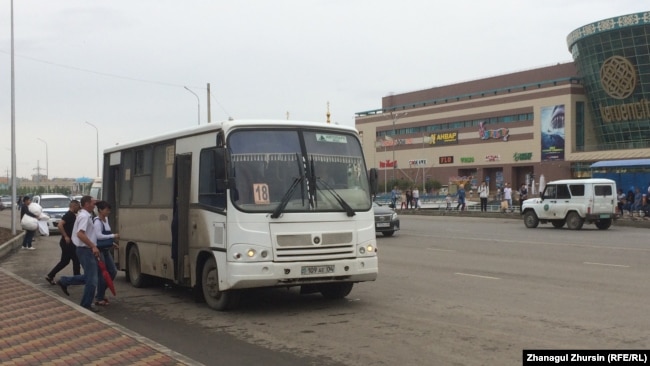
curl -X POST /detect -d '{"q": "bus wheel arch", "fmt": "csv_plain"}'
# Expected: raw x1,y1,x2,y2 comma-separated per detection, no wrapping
199,254,240,311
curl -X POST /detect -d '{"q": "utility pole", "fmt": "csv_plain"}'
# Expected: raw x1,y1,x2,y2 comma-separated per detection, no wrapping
389,112,407,183
207,83,211,123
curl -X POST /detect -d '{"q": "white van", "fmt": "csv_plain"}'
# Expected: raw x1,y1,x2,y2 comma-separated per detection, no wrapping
89,177,102,200
522,178,617,230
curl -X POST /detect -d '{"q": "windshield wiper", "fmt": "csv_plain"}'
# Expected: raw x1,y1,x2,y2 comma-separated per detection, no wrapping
270,176,304,219
316,178,356,217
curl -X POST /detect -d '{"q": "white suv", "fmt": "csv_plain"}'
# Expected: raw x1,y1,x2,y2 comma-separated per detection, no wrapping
522,179,617,230
31,194,72,233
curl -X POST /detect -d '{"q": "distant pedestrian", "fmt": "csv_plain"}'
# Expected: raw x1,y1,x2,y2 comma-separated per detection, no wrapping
20,196,38,250
518,183,528,213
456,185,466,211
400,190,407,210
503,183,513,212
478,181,489,212
390,186,398,209
405,189,412,209
412,187,420,209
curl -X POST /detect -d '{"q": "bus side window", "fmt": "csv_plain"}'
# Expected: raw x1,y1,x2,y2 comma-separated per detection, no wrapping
199,148,226,209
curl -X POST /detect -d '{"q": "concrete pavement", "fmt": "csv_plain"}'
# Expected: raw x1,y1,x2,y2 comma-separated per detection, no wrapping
0,223,203,366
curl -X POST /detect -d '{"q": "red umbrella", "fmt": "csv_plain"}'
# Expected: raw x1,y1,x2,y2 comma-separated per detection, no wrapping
97,257,116,296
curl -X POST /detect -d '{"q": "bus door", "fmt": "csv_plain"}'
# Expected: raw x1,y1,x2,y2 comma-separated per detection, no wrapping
172,153,192,286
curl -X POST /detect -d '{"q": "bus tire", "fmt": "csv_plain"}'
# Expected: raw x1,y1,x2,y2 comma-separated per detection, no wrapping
201,257,240,311
127,245,151,288
319,282,353,299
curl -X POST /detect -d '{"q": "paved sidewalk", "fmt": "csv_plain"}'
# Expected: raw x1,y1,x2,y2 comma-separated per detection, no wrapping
0,268,201,366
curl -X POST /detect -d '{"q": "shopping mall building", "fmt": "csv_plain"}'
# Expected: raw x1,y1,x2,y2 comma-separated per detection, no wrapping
355,11,650,195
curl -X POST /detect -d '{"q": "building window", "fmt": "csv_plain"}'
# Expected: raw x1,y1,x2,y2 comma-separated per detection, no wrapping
576,102,585,150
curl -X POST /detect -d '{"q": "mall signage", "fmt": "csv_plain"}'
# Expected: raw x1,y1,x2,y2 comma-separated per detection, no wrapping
408,159,427,166
513,152,533,161
439,156,454,164
430,132,458,146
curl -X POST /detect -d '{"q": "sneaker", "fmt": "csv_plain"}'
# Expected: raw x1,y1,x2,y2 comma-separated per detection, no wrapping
45,276,56,285
26,247,36,250
84,306,101,313
56,280,70,296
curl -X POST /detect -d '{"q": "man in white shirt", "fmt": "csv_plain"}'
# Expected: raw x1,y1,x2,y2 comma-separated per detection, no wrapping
412,188,420,209
57,196,100,312
503,183,513,212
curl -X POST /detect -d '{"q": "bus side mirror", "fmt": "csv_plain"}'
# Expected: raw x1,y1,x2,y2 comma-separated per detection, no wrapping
368,168,378,196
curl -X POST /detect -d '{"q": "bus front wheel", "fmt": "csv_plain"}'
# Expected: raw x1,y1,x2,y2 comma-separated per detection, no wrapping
201,257,240,311
319,282,353,299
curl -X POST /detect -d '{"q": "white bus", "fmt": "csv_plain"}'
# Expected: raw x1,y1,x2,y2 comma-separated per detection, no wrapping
103,120,378,310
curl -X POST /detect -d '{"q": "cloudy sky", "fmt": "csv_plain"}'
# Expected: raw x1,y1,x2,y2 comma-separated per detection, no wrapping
0,1,647,179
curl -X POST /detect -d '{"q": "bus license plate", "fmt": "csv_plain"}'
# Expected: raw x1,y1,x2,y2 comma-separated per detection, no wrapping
301,265,335,275
599,214,610,218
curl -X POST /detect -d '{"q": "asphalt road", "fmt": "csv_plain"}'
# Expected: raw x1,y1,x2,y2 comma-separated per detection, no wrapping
2,210,649,365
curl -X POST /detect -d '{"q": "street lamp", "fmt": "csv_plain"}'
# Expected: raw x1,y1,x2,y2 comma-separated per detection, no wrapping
389,112,407,182
184,86,200,125
85,121,99,177
37,138,48,181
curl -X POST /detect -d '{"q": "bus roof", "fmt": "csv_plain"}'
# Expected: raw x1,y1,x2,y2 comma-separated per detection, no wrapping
104,119,359,154
590,159,650,168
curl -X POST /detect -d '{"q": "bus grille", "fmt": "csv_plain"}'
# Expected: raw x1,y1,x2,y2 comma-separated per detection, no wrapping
275,232,355,261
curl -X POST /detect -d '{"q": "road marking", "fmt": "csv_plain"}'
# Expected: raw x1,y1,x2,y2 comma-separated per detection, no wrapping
455,272,500,280
426,248,456,252
410,233,650,252
583,262,630,268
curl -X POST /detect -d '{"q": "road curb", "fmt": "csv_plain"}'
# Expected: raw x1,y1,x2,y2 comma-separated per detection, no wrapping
0,231,25,260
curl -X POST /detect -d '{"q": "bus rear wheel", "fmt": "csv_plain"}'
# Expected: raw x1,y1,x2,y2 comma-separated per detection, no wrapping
201,257,240,311
319,282,353,299
127,245,151,288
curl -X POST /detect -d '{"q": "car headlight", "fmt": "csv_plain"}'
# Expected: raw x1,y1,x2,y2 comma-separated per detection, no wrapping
391,212,398,220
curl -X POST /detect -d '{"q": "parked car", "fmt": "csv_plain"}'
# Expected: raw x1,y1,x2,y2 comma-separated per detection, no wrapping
0,196,13,211
522,178,617,230
373,201,400,237
30,194,72,233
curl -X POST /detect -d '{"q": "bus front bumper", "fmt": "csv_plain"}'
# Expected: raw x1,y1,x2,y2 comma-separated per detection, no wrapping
225,257,378,290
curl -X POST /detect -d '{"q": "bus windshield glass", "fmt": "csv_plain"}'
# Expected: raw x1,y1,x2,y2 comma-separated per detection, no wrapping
228,129,371,213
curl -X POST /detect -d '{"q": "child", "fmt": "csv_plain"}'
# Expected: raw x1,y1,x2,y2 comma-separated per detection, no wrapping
445,194,452,210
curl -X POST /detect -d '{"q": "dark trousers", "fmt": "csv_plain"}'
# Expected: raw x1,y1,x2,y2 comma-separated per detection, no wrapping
480,197,488,212
22,230,35,248
47,240,81,278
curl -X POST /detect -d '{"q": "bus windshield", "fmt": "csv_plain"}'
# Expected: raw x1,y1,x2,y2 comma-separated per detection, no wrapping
228,129,372,214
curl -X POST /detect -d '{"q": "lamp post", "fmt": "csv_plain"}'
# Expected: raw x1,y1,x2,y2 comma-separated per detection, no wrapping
37,138,48,182
85,121,99,177
389,112,407,183
184,86,200,125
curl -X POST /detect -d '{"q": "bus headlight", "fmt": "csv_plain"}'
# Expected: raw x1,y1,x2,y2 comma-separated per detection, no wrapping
230,244,272,262
359,244,375,255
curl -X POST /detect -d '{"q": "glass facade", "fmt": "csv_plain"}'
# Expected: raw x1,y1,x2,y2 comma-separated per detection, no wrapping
567,12,650,151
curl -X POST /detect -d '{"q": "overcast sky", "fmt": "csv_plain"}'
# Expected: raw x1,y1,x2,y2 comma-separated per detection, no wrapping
1,1,647,179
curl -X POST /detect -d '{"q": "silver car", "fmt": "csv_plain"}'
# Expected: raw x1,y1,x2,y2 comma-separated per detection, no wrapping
31,194,72,233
